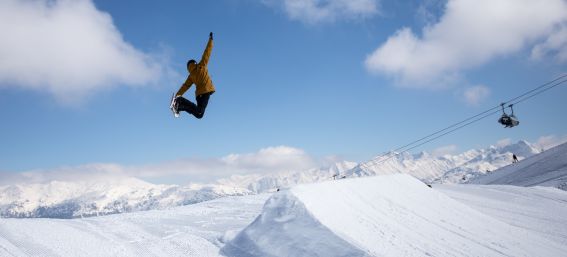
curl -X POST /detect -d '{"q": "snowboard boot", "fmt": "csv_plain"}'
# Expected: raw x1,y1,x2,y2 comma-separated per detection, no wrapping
170,94,180,118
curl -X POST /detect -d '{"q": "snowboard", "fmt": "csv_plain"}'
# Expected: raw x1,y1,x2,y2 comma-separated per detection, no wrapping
170,93,180,118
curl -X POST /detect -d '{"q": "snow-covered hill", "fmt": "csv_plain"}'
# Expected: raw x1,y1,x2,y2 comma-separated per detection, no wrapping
2,176,567,257
2,142,567,256
224,174,566,257
469,141,567,189
0,162,358,218
0,177,249,218
0,140,548,218
347,140,540,183
0,194,271,257
435,184,567,246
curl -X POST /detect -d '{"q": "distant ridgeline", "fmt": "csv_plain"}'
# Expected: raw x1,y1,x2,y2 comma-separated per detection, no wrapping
1,140,565,218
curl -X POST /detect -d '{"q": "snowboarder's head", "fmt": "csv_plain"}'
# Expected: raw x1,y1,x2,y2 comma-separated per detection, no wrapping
187,59,197,72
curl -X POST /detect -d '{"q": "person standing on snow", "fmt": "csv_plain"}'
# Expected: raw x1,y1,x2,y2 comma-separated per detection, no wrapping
170,32,216,119
512,154,518,163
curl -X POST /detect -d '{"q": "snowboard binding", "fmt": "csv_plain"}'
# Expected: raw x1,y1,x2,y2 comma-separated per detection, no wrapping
170,94,180,118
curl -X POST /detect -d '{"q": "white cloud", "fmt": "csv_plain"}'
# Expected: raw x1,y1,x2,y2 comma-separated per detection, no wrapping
431,144,458,157
496,138,512,148
0,0,168,104
120,146,321,183
0,146,325,185
534,134,567,151
365,0,567,88
463,85,490,106
262,0,380,24
531,24,567,62
0,163,128,185
221,146,317,172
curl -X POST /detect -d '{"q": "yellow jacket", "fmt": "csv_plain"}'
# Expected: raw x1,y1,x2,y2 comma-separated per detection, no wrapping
176,38,216,97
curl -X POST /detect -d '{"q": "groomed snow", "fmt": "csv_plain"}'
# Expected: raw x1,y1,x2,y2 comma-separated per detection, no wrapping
223,174,566,257
436,184,567,246
469,142,567,189
2,169,567,256
0,194,270,257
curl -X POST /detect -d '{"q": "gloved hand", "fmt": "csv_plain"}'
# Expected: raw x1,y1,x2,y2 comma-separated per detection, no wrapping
210,32,213,40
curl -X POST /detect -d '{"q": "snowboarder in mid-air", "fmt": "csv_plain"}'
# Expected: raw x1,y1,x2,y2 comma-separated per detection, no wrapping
170,32,216,119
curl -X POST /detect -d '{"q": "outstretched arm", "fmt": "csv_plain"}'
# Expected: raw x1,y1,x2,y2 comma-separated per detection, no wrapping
176,76,193,96
200,32,213,66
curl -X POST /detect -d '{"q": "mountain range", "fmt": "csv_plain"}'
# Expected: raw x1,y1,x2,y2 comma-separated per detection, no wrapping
0,140,552,218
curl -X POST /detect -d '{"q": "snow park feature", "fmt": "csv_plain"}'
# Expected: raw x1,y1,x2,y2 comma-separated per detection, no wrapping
436,185,567,247
221,174,566,257
1,141,567,256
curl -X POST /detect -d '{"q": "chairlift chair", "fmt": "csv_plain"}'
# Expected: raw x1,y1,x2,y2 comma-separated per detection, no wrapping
507,104,520,127
498,103,512,127
498,103,519,128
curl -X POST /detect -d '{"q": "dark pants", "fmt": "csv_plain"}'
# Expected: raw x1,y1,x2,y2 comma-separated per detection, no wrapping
177,93,211,119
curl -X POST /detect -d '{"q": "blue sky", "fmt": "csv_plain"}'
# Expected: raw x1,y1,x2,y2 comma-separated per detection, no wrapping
1,0,566,184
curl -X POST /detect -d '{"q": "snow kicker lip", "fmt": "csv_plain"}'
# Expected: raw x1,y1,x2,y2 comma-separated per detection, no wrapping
222,191,370,257
222,174,566,257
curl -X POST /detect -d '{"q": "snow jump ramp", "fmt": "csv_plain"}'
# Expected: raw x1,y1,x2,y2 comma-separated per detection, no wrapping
222,174,564,257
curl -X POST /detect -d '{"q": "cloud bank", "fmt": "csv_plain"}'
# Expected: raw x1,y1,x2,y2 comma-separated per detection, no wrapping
0,0,166,103
262,0,380,24
365,0,567,88
0,146,325,185
431,144,458,157
534,134,567,151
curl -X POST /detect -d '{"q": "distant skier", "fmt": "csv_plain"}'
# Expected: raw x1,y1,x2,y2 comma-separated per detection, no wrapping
170,32,216,119
512,154,518,163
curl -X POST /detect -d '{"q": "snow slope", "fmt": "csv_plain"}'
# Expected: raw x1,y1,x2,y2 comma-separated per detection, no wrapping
436,184,567,246
223,174,566,257
0,194,270,257
2,175,567,256
469,142,567,189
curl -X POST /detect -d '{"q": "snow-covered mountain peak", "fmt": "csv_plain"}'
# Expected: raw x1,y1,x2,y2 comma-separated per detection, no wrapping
216,160,358,194
327,160,358,173
499,140,541,156
348,140,543,184
0,139,560,219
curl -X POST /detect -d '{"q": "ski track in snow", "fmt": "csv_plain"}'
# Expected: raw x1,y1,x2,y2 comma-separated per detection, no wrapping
222,175,567,257
436,184,567,246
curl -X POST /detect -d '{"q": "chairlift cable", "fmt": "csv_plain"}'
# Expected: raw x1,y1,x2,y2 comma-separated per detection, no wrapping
508,77,567,106
358,73,567,170
503,73,567,105
379,74,567,160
